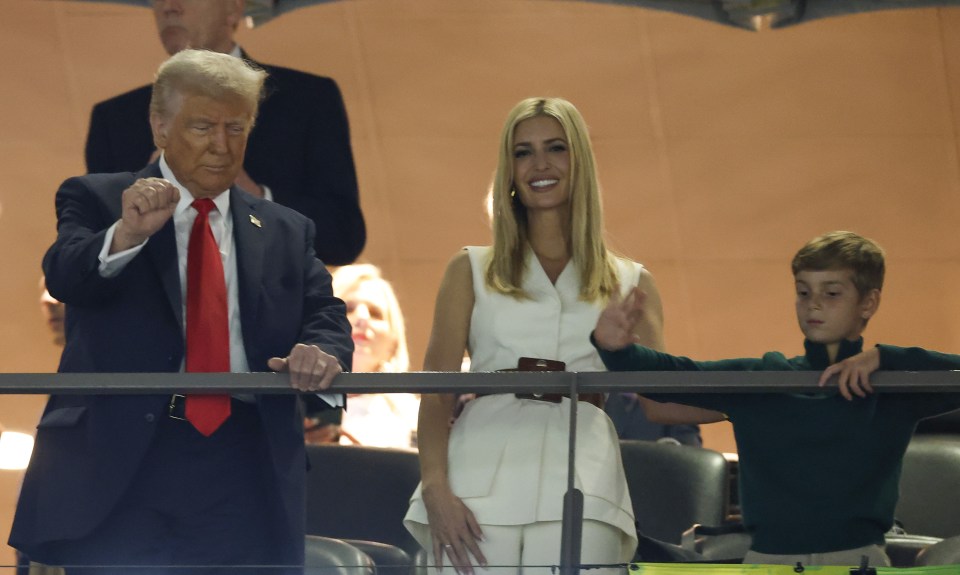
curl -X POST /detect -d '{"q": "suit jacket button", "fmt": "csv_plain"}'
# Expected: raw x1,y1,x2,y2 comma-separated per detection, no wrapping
145,413,155,423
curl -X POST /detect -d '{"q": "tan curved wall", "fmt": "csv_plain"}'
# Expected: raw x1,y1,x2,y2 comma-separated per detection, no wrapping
3,0,960,564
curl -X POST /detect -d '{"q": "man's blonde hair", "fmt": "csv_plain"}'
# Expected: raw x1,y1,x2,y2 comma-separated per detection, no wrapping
486,97,618,301
150,48,266,121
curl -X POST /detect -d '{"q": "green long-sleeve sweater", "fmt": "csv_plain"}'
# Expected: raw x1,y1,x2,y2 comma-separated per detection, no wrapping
594,336,960,555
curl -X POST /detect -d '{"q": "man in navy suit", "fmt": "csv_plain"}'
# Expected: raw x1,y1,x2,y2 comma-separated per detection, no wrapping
85,0,365,266
10,49,352,574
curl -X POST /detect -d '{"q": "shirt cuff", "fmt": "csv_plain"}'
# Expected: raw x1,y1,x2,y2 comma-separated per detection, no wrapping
317,393,344,408
98,222,148,278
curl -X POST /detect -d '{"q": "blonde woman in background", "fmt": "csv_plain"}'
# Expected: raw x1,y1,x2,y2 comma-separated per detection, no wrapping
304,263,419,448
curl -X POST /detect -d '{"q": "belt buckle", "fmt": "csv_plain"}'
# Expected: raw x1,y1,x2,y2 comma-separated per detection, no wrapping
168,394,186,420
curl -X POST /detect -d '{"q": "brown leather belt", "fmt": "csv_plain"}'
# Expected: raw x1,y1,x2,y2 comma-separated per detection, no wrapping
485,358,605,409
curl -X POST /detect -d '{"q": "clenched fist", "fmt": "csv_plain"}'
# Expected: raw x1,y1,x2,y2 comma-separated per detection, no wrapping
111,177,180,253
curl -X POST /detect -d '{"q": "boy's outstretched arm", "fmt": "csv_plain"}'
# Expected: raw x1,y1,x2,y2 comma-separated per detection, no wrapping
819,347,880,401
637,396,727,424
596,280,726,425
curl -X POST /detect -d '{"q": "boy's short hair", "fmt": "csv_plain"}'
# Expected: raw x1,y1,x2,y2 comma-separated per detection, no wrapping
791,231,885,296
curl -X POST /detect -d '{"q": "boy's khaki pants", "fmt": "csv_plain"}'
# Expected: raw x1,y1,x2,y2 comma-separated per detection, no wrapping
743,543,890,567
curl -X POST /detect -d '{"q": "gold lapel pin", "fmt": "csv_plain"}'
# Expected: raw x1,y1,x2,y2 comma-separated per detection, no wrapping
249,214,262,228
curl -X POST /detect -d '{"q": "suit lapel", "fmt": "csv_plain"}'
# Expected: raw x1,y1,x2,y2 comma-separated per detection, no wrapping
231,187,265,347
138,163,183,329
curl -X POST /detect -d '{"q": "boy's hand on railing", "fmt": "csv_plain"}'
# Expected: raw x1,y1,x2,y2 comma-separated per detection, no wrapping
423,482,486,575
594,285,646,351
818,347,880,400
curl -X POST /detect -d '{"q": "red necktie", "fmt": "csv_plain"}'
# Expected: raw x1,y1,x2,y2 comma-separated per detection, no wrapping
184,198,231,436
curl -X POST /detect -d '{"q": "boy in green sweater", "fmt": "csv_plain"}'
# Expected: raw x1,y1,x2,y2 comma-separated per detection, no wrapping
592,230,960,567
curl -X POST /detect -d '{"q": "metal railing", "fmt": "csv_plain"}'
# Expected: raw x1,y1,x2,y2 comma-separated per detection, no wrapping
2,370,959,575
3,369,960,395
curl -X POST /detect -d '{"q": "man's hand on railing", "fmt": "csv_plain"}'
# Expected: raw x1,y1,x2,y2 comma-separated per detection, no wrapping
267,343,342,392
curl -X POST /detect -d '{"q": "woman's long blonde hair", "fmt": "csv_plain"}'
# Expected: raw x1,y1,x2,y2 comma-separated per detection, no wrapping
486,97,618,301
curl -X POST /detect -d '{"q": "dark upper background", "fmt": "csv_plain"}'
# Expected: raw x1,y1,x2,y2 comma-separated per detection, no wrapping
3,0,960,561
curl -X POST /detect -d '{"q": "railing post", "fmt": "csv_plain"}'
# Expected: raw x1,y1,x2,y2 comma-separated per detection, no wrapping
559,372,583,575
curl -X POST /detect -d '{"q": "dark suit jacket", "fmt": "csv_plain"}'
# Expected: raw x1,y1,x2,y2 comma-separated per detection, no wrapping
9,163,353,564
84,53,365,265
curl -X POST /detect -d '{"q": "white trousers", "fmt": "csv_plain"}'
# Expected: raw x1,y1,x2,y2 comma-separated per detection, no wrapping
425,520,627,575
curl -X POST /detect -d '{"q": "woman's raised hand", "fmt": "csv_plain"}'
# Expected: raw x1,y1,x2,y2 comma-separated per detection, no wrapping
594,286,646,351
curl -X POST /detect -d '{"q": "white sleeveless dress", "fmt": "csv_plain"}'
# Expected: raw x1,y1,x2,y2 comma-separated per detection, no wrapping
405,246,642,561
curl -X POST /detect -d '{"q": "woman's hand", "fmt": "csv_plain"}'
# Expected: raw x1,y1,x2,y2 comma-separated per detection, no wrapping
422,482,486,574
594,286,646,351
818,347,880,400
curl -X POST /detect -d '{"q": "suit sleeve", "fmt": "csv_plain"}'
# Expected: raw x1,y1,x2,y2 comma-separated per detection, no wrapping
42,176,126,306
298,219,354,368
296,218,354,413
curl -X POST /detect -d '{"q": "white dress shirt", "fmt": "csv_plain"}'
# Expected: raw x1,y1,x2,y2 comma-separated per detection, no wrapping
99,155,249,372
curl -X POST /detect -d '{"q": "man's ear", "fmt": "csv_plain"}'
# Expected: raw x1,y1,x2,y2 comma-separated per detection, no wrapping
860,288,881,321
150,111,168,150
227,0,245,29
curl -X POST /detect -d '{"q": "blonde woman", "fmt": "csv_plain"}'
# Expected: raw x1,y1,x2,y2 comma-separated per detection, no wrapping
317,264,419,448
404,97,718,575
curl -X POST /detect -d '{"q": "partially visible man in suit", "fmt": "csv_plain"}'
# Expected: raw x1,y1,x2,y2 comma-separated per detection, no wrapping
11,49,353,574
85,0,365,265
